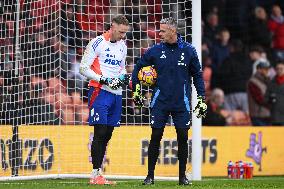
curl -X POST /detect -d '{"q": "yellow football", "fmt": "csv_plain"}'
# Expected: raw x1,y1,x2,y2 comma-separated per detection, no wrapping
138,66,157,86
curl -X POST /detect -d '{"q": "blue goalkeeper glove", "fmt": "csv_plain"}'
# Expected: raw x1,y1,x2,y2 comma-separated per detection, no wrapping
193,96,207,118
132,84,144,108
99,76,122,90
119,74,131,85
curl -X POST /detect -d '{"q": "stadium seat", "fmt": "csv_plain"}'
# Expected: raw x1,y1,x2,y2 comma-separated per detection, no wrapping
76,0,109,32
30,1,49,18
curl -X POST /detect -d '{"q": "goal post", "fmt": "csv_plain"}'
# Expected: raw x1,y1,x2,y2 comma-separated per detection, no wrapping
191,0,202,181
0,0,201,181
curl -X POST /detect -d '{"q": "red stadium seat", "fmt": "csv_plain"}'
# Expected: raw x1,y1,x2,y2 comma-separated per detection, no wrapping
30,1,49,18
76,0,109,32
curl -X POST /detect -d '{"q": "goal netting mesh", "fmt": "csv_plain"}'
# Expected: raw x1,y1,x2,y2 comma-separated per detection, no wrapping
0,0,192,179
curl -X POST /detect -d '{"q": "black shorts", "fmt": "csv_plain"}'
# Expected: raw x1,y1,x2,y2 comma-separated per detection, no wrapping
150,107,191,128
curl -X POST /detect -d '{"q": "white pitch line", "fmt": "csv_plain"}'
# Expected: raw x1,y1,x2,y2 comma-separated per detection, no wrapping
0,183,26,185
0,180,129,185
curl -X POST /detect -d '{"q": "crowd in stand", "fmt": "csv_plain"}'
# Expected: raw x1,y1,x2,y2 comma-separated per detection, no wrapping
0,0,284,126
202,0,284,126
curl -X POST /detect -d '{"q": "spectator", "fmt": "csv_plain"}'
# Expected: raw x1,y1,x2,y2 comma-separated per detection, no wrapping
215,39,251,113
249,46,266,61
265,61,284,125
211,28,230,72
210,28,230,89
247,61,271,126
203,12,222,43
202,55,213,98
248,46,269,74
268,5,284,61
202,0,226,25
203,88,230,126
256,1,284,12
248,6,272,48
202,40,213,96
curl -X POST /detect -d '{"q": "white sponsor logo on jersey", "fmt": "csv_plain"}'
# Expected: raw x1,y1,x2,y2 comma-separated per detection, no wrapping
160,51,166,59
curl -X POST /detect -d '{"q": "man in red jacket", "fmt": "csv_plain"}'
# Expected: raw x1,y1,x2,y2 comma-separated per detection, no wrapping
268,5,284,60
247,61,271,126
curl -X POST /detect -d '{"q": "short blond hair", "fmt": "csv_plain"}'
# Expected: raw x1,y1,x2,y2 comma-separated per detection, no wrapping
112,15,129,26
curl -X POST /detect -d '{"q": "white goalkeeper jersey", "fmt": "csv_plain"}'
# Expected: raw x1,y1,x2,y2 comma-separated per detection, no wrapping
80,32,127,95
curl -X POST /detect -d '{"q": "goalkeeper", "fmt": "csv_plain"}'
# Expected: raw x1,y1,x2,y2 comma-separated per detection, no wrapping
80,15,130,185
132,17,207,185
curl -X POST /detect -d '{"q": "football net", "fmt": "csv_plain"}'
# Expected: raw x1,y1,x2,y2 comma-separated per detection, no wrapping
0,0,192,180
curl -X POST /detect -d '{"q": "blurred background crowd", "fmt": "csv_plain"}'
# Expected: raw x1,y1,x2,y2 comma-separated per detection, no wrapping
201,0,284,126
0,0,284,126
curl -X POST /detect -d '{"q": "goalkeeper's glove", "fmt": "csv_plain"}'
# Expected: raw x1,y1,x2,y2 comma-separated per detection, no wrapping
119,74,131,85
132,84,144,108
99,76,122,90
193,96,207,118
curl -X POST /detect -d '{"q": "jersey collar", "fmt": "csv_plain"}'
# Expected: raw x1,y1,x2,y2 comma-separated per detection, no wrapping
162,33,184,49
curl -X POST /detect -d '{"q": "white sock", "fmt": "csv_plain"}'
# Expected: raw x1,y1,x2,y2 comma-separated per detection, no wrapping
91,168,102,176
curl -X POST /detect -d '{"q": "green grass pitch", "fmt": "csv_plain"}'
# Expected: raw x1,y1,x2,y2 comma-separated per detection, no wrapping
0,177,283,189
